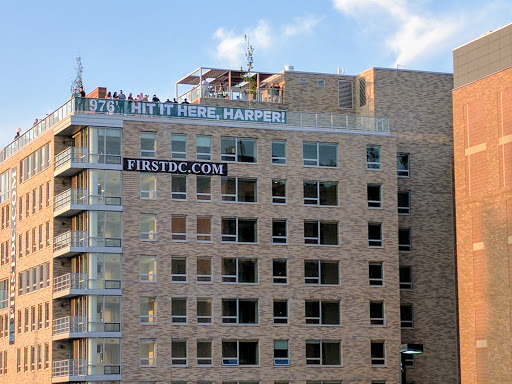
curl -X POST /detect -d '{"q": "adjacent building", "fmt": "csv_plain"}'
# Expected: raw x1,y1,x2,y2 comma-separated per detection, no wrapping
453,22,512,383
0,64,458,384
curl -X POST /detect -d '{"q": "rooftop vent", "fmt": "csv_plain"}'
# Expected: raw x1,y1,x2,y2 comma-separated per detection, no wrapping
337,67,345,75
284,65,294,71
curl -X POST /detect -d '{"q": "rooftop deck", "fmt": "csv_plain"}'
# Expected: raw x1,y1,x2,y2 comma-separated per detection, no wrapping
0,95,389,165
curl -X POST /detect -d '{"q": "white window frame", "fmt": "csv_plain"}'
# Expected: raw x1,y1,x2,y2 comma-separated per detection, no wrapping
140,214,157,241
221,340,258,366
369,262,383,286
305,300,341,325
197,298,212,324
272,219,287,244
398,190,410,215
305,340,342,366
304,260,339,285
368,184,382,208
397,152,410,177
273,299,288,325
370,301,385,326
368,222,383,247
171,298,187,323
304,220,339,245
222,299,258,324
196,257,212,282
366,144,381,170
140,255,157,283
400,305,414,328
220,137,257,163
221,177,257,203
271,140,286,165
171,175,187,200
221,258,258,283
171,215,187,241
273,340,290,366
197,340,213,365
196,135,212,161
140,173,157,199
139,339,156,367
171,257,187,282
171,134,187,160
221,217,257,243
140,297,157,324
196,176,212,201
399,266,413,290
399,228,411,252
371,341,386,366
272,259,287,284
171,339,187,366
304,181,338,206
272,179,286,204
303,142,338,167
140,132,157,158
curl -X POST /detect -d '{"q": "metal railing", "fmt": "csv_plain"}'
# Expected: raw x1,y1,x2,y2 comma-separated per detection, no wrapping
183,85,284,104
54,189,122,211
53,316,86,335
54,147,122,170
53,272,121,293
0,98,74,164
52,359,86,377
53,231,122,252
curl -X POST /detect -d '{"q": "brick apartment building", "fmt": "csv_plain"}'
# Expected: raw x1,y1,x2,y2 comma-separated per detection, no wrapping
453,22,512,383
0,65,458,384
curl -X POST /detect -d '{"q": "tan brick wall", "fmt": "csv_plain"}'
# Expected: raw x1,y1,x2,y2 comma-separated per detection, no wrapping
454,66,512,384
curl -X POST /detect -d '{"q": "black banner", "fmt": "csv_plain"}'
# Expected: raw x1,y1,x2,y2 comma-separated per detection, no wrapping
123,158,228,176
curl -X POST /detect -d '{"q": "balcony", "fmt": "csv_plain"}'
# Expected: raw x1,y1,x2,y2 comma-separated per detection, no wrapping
54,147,122,177
54,189,122,217
53,316,121,340
53,272,121,299
53,231,122,258
52,359,121,383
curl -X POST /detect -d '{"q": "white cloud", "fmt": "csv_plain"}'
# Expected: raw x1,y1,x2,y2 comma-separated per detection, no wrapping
332,0,463,67
212,27,246,69
283,15,323,37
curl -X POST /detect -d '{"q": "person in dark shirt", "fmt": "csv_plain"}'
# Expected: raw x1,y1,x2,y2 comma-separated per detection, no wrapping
152,95,160,102
182,99,189,104
172,98,178,103
79,86,85,97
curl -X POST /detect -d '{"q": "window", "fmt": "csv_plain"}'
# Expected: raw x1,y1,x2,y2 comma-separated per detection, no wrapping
274,340,290,365
17,310,21,334
140,256,157,282
0,279,7,309
305,301,340,325
171,175,187,200
171,257,186,282
221,217,257,243
197,298,212,324
37,303,42,329
140,173,157,199
140,132,156,157
221,137,257,163
272,179,286,204
32,189,36,214
39,185,43,210
197,257,212,282
171,339,187,365
303,142,337,167
222,299,258,324
171,298,187,323
30,345,35,370
140,297,156,324
401,305,413,328
222,340,258,365
197,340,212,365
140,214,157,241
368,184,382,208
44,343,49,369
38,224,43,249
371,341,386,365
196,217,212,242
23,347,27,371
196,136,211,161
367,145,381,170
18,197,22,221
272,140,286,165
368,223,382,247
45,221,50,247
317,79,325,87
37,344,42,370
397,153,410,177
45,302,49,328
25,193,29,217
24,308,28,333
370,302,385,325
399,228,411,252
306,340,341,365
304,181,338,205
272,259,287,284
304,221,338,245
46,181,51,207
171,134,187,159
369,262,383,286
273,300,288,324
221,177,257,202
16,348,20,372
359,77,367,106
171,215,187,241
196,176,211,201
31,306,36,331
399,266,412,290
304,260,339,285
140,339,156,366
272,220,287,244
222,258,257,283
32,227,36,252
398,191,410,215
0,171,9,203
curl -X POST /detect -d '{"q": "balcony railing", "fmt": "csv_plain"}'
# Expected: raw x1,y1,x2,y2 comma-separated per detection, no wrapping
53,231,122,252
54,189,122,211
54,147,121,170
0,98,74,165
53,359,86,377
52,359,121,377
53,316,121,335
53,272,121,293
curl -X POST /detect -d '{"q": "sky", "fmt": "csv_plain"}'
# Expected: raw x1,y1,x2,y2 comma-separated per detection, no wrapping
0,0,510,151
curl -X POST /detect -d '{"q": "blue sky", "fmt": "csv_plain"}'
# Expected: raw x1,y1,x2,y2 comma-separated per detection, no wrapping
0,0,510,150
